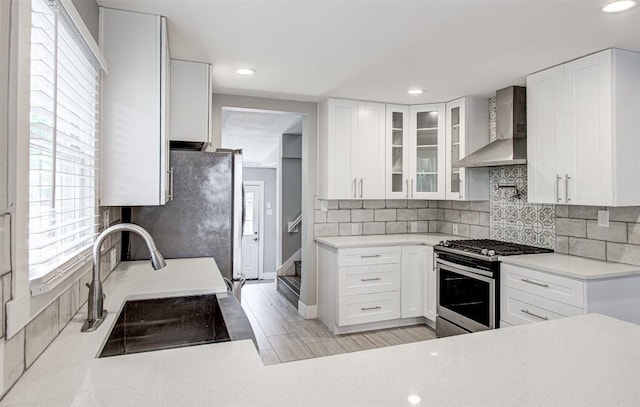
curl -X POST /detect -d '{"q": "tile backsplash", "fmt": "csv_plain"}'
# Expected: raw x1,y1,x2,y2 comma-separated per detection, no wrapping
489,165,555,249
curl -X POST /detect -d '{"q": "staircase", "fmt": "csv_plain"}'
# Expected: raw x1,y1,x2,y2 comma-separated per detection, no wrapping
277,260,301,307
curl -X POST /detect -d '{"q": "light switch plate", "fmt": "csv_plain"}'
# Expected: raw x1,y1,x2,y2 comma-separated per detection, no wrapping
597,210,609,227
266,202,271,209
452,224,459,235
266,209,273,216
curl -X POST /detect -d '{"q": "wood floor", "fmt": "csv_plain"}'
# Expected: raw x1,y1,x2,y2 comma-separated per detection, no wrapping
241,281,437,366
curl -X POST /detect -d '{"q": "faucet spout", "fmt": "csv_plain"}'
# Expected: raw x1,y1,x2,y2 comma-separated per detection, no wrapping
81,223,166,332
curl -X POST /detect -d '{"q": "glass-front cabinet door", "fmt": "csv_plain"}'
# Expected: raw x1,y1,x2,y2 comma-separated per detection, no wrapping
386,105,409,198
409,104,446,199
446,98,465,200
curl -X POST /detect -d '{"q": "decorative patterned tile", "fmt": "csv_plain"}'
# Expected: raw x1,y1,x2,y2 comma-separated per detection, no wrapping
489,165,555,249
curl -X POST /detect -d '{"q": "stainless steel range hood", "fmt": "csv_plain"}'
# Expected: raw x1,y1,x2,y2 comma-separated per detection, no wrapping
454,86,527,168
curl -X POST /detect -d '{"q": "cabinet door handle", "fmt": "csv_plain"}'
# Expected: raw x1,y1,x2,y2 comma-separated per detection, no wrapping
359,178,363,198
405,179,409,198
565,174,571,202
360,254,382,258
361,306,382,311
556,174,562,202
352,178,357,198
459,179,464,200
410,178,414,198
521,278,549,288
167,167,174,201
361,277,382,282
521,309,548,320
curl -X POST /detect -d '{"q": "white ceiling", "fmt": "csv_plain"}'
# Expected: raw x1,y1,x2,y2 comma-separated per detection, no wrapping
97,0,640,104
221,108,302,166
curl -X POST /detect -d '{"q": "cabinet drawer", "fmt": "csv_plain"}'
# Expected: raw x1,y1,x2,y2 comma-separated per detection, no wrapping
338,246,401,267
501,286,584,326
502,264,585,308
338,292,400,327
339,264,400,296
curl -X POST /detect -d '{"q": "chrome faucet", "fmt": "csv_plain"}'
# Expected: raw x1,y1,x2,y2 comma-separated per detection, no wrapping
81,223,166,332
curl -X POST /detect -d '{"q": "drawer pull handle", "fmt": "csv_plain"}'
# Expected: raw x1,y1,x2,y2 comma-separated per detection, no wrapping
521,278,549,288
361,306,382,311
521,309,548,320
361,254,382,258
361,277,382,282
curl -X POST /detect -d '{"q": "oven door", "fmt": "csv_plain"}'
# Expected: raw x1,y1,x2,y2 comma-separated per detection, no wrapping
436,258,496,332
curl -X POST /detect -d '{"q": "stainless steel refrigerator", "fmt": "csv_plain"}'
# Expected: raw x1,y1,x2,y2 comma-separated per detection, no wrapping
128,149,244,281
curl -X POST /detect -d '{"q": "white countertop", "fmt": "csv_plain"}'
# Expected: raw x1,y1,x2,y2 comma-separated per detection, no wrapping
4,258,640,406
500,252,640,280
315,233,457,248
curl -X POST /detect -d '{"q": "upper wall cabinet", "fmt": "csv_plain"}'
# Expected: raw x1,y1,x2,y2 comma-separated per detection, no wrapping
100,8,171,206
445,97,489,201
318,99,386,200
385,105,410,198
169,60,212,147
408,104,446,199
527,49,640,206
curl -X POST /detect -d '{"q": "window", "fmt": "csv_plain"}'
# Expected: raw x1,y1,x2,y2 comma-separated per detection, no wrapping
28,0,100,283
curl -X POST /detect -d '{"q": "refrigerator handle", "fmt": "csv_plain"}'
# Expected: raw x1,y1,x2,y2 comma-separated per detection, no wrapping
241,184,246,237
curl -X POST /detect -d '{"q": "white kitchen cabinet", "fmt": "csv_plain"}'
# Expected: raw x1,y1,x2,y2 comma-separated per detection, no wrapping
169,59,212,146
424,246,436,323
409,104,446,199
401,246,425,318
444,97,489,201
527,48,640,206
385,105,410,198
100,8,171,206
500,262,640,327
317,243,436,334
318,99,386,199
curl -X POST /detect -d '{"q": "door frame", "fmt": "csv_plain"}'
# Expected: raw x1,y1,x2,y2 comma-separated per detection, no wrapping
243,180,266,279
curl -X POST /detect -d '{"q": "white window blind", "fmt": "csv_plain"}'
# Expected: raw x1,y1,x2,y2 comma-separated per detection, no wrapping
29,0,100,283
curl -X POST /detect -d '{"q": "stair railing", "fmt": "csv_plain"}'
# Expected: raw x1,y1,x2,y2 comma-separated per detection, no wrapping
287,213,302,233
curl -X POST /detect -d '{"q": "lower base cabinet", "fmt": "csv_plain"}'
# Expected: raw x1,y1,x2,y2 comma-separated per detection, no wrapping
318,243,435,334
500,263,640,327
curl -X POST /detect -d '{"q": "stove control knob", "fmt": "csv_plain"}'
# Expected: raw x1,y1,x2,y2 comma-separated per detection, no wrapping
488,250,496,256
441,240,449,247
481,249,489,256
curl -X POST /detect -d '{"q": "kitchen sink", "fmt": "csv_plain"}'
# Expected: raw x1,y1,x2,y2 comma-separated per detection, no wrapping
99,292,255,358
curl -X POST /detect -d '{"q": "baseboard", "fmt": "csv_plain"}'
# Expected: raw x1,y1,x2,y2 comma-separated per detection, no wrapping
297,300,317,319
277,249,301,276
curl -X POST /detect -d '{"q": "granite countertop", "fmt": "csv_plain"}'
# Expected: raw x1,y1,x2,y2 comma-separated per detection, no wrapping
4,257,640,406
315,233,457,248
500,252,640,280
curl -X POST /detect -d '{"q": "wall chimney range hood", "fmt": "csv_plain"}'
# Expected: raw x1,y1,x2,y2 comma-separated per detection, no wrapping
454,86,527,168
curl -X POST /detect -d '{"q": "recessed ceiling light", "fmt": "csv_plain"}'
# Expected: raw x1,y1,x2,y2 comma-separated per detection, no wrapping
602,0,637,13
236,68,256,75
408,89,425,95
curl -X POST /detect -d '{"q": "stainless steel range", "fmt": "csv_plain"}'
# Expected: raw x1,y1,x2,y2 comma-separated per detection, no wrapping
434,239,553,337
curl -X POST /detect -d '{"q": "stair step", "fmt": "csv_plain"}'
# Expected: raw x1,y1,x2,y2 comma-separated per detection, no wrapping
277,275,301,307
294,260,301,277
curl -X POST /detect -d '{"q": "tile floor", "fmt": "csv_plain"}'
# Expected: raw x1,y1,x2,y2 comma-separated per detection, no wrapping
241,281,437,366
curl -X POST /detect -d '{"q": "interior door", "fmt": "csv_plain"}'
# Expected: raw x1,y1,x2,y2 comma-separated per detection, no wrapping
241,184,261,279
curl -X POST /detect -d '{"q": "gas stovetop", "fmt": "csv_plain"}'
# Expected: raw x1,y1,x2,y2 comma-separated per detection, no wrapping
435,239,553,260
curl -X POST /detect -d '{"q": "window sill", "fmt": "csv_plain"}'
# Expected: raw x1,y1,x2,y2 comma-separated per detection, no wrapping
30,250,93,296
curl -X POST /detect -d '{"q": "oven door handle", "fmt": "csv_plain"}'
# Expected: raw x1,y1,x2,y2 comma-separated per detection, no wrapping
436,259,494,280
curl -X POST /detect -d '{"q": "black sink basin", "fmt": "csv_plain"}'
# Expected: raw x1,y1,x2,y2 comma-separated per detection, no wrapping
100,293,255,358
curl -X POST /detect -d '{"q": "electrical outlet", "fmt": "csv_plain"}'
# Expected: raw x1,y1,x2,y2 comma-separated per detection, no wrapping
320,200,328,212
351,224,359,234
452,224,459,235
597,210,610,227
110,248,117,271
409,222,417,233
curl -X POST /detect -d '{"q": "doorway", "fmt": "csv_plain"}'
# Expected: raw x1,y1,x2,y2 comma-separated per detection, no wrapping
242,181,267,280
